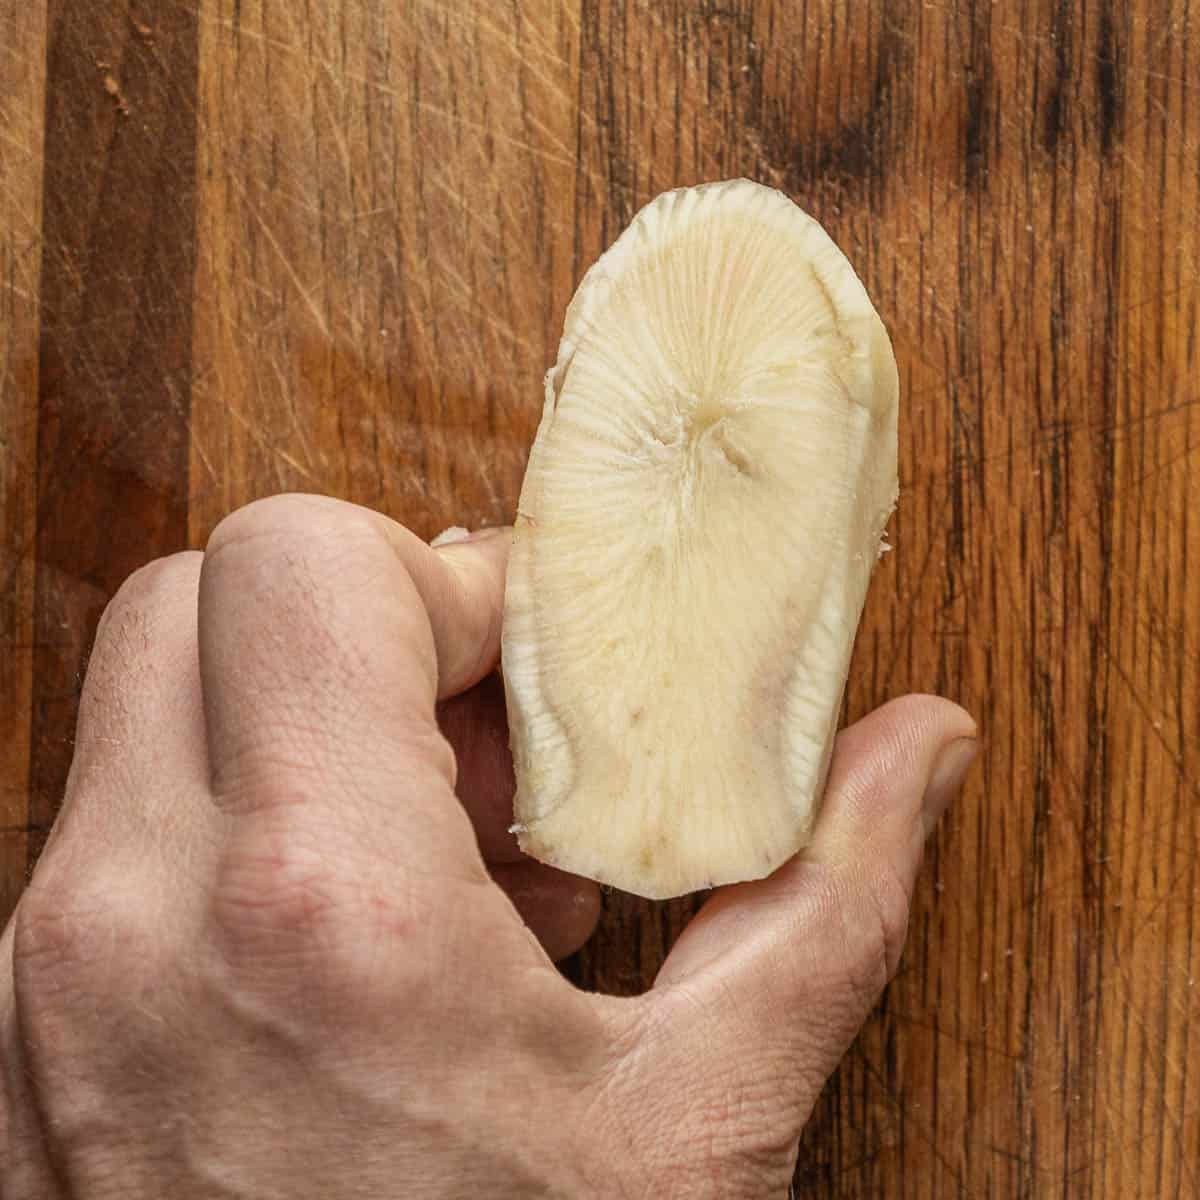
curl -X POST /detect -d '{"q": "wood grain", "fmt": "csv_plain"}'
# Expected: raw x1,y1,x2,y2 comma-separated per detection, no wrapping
2,1,1198,1195
29,0,199,857
188,0,580,539
0,0,46,919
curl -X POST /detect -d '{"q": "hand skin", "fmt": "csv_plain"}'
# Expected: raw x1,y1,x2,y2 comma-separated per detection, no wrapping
0,495,977,1199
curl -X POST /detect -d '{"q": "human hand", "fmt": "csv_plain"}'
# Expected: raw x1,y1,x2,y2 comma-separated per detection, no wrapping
0,495,976,1198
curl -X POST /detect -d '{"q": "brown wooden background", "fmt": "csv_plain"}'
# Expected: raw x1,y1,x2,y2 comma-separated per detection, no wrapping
2,1,1198,1195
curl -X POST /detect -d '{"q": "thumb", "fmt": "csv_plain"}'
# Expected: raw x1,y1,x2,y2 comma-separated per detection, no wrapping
614,696,977,1185
658,694,977,992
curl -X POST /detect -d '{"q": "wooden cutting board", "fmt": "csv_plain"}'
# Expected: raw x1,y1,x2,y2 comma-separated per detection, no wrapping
2,2,1198,1194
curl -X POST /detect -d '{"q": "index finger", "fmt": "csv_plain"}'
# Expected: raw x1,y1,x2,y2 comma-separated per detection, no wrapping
198,495,509,841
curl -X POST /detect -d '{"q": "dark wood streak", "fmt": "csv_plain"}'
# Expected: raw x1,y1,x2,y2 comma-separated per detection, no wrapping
29,0,200,858
962,1,992,194
1043,0,1074,157
785,6,914,195
1095,0,1124,157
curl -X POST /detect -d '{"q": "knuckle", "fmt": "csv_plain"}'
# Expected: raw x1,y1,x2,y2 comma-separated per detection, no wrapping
13,868,157,1006
206,494,382,567
209,812,432,1005
843,863,912,1002
212,819,352,963
203,496,398,643
205,493,318,554
799,862,914,1021
94,551,202,648
72,553,203,785
117,551,203,606
11,872,173,1158
868,863,914,975
12,886,78,995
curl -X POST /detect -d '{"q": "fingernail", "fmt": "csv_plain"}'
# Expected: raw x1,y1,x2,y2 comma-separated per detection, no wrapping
922,737,978,836
430,525,503,548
